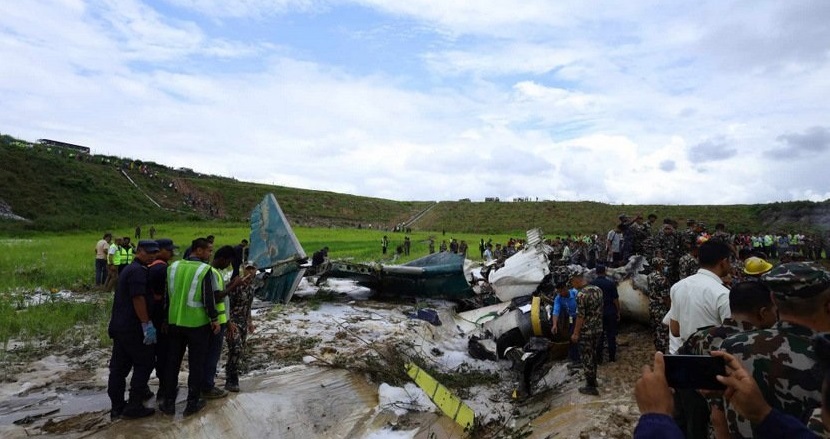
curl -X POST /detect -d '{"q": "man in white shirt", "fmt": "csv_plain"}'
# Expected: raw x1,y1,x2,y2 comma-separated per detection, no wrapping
95,233,112,288
668,240,732,350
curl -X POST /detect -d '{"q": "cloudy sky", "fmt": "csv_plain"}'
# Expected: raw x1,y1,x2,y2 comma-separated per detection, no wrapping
2,1,829,204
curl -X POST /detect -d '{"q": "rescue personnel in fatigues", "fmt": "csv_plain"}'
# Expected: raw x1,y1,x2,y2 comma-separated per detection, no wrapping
160,238,221,416
720,262,830,438
201,245,247,399
569,266,604,395
646,258,671,353
106,240,159,420
225,261,259,392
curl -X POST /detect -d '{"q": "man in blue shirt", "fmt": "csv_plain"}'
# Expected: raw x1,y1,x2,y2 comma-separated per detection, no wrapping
591,264,620,362
551,267,580,367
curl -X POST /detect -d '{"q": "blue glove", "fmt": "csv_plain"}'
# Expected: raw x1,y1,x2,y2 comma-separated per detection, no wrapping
142,322,157,345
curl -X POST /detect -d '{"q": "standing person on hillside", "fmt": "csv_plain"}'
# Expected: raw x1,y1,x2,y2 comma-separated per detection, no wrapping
106,240,159,420
134,225,141,240
404,236,411,256
428,238,435,254
225,261,258,392
381,236,389,255
591,265,620,363
149,225,156,239
145,238,177,401
160,238,221,417
570,266,604,396
458,240,468,257
95,233,112,288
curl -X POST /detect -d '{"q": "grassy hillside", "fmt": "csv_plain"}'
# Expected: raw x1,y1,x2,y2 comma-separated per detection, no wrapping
0,135,432,233
416,200,769,236
1,133,828,234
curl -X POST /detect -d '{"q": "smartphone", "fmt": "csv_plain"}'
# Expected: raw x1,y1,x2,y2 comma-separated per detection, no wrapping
664,355,726,390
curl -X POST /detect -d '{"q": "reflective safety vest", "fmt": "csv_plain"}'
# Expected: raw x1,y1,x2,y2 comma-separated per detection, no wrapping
115,246,133,265
167,260,213,327
210,267,228,325
108,243,118,264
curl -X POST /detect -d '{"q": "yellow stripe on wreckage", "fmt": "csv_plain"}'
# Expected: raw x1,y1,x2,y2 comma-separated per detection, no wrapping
405,363,475,430
530,295,543,336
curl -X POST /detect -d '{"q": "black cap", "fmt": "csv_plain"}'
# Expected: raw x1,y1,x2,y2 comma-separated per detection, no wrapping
156,238,178,251
596,264,607,274
137,240,160,252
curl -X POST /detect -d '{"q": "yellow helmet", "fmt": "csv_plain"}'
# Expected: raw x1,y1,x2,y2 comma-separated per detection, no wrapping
744,257,773,276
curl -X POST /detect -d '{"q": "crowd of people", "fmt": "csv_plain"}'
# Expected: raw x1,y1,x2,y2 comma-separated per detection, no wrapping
555,214,830,438
101,234,258,420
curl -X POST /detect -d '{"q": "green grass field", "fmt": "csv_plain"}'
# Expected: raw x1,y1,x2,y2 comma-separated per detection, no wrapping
0,223,517,293
0,223,514,350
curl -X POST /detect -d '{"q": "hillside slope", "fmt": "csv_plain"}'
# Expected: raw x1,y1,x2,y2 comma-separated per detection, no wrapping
1,134,828,234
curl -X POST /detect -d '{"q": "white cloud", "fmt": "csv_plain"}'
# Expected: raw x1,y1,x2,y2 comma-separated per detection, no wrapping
1,0,829,205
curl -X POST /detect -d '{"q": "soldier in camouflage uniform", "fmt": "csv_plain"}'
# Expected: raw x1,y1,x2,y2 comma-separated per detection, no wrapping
655,221,682,285
680,218,697,254
646,258,670,353
224,262,261,392
641,214,658,261
677,281,778,439
720,262,830,438
678,247,700,280
569,266,604,395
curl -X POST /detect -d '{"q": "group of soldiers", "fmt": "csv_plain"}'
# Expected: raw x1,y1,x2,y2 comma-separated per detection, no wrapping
105,236,260,420
599,214,830,438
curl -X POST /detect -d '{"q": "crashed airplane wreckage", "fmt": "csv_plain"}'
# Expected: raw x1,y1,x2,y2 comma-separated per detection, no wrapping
247,198,653,399
248,193,308,303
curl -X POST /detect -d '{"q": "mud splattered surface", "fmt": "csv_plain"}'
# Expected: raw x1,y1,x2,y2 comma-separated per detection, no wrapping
0,285,655,438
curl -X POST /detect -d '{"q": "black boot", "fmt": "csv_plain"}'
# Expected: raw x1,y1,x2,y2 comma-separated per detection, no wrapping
183,398,207,416
121,399,155,419
578,378,599,396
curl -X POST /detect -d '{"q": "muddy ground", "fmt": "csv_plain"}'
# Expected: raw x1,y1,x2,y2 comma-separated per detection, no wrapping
0,283,655,438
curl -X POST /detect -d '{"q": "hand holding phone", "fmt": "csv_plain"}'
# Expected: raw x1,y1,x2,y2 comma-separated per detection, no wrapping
664,355,726,390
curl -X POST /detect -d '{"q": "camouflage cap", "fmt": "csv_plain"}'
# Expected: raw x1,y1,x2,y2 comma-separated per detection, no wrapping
761,262,830,300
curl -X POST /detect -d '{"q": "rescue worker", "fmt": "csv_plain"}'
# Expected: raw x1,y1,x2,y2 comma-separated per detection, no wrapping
106,240,159,420
160,238,221,416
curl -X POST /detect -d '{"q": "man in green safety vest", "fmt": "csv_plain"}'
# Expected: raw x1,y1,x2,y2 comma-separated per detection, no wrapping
159,237,222,416
117,237,135,274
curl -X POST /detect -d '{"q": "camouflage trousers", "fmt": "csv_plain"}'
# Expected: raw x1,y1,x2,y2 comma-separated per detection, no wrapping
224,321,249,384
578,332,601,384
649,309,669,353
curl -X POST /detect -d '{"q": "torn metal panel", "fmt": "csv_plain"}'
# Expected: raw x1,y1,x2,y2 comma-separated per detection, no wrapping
319,252,475,300
248,193,307,303
488,229,553,302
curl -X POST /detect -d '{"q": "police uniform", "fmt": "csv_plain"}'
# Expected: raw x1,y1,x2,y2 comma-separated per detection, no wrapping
106,241,158,419
720,263,830,438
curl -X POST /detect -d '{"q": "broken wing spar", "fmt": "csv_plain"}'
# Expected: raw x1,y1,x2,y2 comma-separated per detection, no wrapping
248,193,308,303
